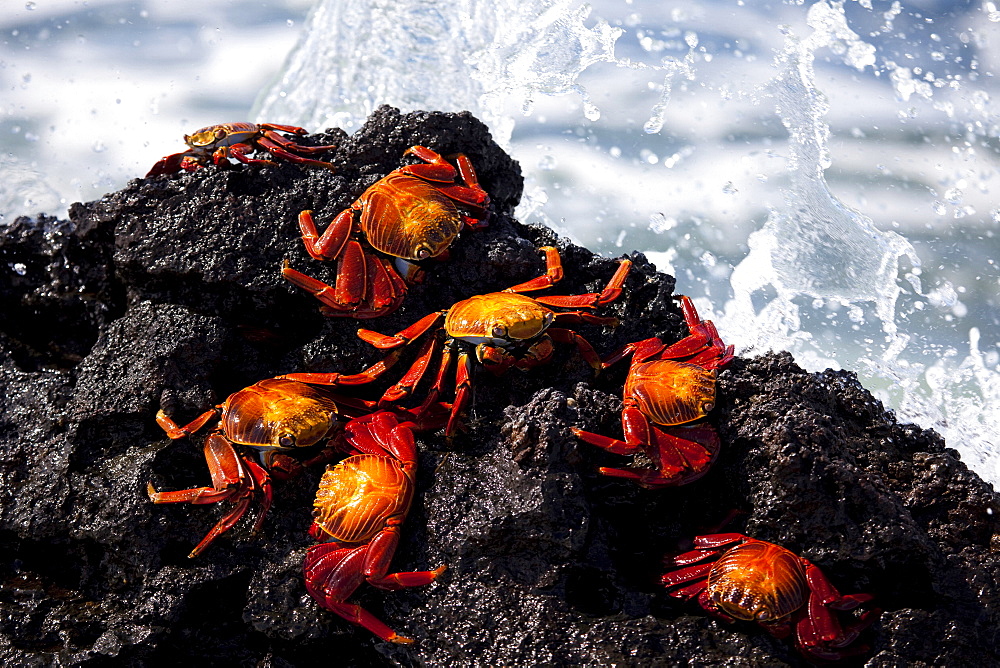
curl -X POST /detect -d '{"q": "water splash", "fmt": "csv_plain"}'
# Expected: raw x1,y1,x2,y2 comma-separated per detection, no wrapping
253,0,622,144
721,1,999,484
726,1,917,350
0,155,63,224
249,0,1000,486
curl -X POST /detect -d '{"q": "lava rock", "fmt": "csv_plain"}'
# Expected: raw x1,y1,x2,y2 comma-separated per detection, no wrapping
1,106,997,667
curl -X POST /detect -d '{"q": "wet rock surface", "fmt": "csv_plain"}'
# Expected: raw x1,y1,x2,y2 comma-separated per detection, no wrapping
1,106,998,667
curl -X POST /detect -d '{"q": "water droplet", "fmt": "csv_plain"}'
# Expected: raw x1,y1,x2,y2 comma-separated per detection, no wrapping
537,155,556,171
722,182,738,195
11,263,26,275
25,2,36,10
649,213,677,233
643,117,663,134
92,141,106,153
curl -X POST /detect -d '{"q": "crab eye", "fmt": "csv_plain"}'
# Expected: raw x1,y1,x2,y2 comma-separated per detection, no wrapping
278,433,296,448
416,246,432,260
214,128,227,139
491,324,507,338
543,312,555,327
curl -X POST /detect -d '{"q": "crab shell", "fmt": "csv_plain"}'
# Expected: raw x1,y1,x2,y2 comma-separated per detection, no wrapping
444,292,556,347
310,455,415,542
625,359,718,427
220,378,340,454
359,173,468,262
184,122,260,151
706,539,810,622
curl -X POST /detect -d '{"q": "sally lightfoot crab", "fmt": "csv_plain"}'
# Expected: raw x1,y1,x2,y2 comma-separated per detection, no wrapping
147,370,387,557
662,533,880,662
355,246,632,436
572,295,733,488
145,122,337,176
304,409,447,644
282,145,491,319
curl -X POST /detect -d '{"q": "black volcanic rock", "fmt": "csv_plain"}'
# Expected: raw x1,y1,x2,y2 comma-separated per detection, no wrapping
0,106,997,667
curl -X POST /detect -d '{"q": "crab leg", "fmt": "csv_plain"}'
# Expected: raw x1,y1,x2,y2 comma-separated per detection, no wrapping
445,349,473,437
443,161,491,221
304,540,443,645
259,128,337,154
661,561,715,590
304,543,408,643
413,339,457,410
400,145,459,181
256,136,336,170
532,258,631,308
395,146,490,222
691,533,747,550
155,408,218,439
399,147,490,213
147,433,273,557
575,413,720,487
380,336,442,404
366,255,407,311
257,123,309,135
546,328,603,372
357,311,445,349
147,433,244,504
278,348,405,386
550,311,621,328
146,152,192,177
333,241,369,306
504,246,564,293
193,455,271,554
217,143,275,167
802,563,875,640
343,410,418,461
282,255,361,310
297,209,353,262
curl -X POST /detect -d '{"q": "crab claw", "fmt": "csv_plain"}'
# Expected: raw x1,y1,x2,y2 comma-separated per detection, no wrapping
146,152,191,177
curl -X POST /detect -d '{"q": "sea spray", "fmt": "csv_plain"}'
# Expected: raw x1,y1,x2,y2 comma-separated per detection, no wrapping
252,0,1000,486
722,1,999,485
253,0,622,145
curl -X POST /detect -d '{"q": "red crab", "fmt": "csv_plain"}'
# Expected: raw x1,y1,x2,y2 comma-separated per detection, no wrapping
304,408,447,644
572,295,733,488
282,145,490,319
147,369,385,557
662,533,880,662
354,246,632,436
146,122,337,176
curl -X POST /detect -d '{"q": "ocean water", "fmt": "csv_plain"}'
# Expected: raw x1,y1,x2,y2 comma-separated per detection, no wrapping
3,0,998,485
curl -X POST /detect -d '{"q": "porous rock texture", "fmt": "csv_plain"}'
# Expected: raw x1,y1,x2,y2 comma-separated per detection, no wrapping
1,106,998,667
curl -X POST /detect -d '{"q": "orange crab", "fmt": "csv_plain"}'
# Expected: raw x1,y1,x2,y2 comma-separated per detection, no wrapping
281,145,490,319
662,533,880,662
572,296,733,488
145,122,337,176
355,246,632,436
303,408,446,644
147,369,389,557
